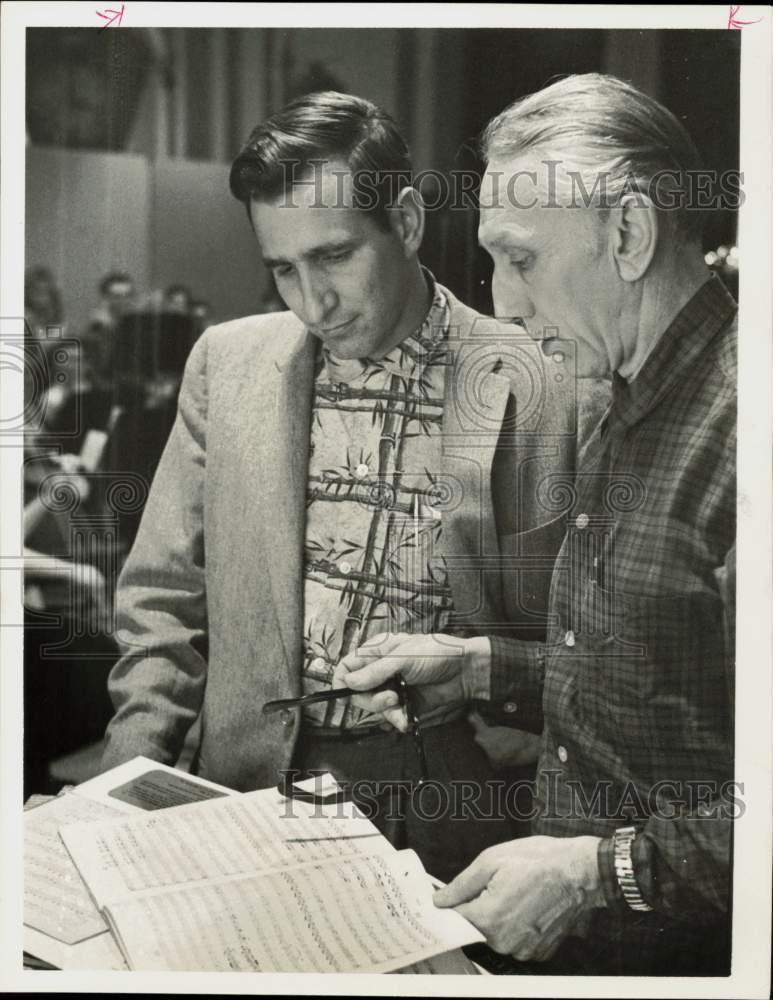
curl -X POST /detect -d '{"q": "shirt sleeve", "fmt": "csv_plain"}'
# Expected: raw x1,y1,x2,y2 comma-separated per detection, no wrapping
100,330,211,771
462,635,546,733
596,813,733,923
596,544,737,922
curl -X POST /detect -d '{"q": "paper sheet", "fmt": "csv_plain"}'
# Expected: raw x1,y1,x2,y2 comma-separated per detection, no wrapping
103,850,483,972
23,757,238,967
23,926,128,971
61,784,392,910
68,755,237,810
24,793,125,943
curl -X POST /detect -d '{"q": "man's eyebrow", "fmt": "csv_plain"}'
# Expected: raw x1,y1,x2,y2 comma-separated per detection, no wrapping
478,229,534,253
263,238,360,270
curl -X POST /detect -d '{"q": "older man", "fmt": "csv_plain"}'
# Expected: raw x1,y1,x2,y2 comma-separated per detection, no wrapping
339,74,737,974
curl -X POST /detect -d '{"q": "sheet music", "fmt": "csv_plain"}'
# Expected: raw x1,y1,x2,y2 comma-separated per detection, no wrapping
23,758,239,966
61,785,391,910
24,793,124,943
103,850,483,972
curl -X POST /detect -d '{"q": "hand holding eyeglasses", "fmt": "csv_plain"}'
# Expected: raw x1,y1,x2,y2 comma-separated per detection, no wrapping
333,631,489,732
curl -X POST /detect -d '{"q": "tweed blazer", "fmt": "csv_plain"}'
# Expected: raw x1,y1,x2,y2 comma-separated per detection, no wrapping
101,286,578,791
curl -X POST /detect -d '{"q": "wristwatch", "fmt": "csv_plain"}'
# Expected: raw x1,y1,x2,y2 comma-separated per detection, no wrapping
613,826,653,912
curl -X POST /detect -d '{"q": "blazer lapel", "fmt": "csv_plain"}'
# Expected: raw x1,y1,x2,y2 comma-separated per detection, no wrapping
253,332,316,687
440,304,511,628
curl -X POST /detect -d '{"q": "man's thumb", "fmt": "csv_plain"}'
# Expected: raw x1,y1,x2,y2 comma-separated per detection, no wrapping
434,854,495,908
467,711,489,740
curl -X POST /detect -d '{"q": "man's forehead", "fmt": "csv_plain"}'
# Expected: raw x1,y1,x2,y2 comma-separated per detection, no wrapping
285,158,357,210
479,154,568,245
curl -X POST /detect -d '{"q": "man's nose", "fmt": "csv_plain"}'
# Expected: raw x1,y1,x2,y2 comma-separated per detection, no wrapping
491,269,534,325
298,267,335,326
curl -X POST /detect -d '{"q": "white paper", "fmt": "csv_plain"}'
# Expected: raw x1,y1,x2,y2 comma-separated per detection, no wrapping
69,754,236,810
24,926,127,971
103,849,483,972
23,757,238,966
61,782,392,910
24,793,125,943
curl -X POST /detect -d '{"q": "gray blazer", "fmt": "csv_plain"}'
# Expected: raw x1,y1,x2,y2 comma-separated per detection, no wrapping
101,287,578,791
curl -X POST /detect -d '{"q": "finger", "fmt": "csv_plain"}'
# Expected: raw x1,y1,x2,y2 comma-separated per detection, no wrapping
342,656,407,692
347,688,401,714
433,853,498,908
338,634,405,674
467,710,487,733
530,917,573,962
357,631,406,654
380,704,410,732
451,898,489,933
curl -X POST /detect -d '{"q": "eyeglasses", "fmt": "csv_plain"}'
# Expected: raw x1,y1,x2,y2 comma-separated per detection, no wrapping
263,674,428,804
396,675,428,787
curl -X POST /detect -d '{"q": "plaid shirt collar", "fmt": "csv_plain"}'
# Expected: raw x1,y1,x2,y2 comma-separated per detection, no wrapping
606,274,737,434
320,268,447,385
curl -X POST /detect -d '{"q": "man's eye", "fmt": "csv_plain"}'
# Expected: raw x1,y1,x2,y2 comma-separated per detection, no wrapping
274,264,294,278
508,255,533,273
324,250,351,264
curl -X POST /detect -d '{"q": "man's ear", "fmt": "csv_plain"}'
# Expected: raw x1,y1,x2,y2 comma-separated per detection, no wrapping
389,186,425,256
610,193,658,282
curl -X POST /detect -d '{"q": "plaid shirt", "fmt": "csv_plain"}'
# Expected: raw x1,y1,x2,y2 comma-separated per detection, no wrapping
486,276,737,938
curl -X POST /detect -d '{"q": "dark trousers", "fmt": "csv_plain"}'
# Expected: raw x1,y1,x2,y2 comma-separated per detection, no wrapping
292,717,523,884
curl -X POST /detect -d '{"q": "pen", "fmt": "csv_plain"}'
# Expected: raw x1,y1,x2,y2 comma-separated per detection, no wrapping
262,687,351,714
262,678,402,715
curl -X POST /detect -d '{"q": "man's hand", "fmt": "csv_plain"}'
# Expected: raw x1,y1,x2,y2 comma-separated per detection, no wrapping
468,711,542,768
434,835,605,961
333,632,488,732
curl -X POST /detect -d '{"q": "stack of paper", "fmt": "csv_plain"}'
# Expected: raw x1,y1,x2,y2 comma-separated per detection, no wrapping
24,758,485,974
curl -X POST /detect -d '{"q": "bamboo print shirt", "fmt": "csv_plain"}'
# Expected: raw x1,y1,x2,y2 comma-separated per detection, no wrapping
301,280,459,729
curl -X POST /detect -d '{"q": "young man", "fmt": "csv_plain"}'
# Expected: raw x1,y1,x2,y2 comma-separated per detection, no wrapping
100,91,578,882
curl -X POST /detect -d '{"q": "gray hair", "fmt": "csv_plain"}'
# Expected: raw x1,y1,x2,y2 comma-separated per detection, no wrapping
481,73,707,241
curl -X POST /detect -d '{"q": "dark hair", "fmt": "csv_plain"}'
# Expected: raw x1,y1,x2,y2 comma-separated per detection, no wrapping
229,91,413,232
482,73,707,242
99,271,134,296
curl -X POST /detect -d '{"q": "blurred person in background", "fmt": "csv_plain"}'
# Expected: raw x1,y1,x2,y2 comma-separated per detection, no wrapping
25,266,64,340
163,283,193,315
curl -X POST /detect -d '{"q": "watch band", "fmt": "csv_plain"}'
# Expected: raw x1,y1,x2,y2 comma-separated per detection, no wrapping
613,826,653,912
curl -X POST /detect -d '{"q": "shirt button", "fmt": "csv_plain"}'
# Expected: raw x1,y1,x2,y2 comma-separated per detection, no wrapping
575,513,589,529
557,745,568,763
564,630,575,647
311,656,327,671
279,709,295,728
339,560,352,575
355,463,369,479
503,701,518,714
